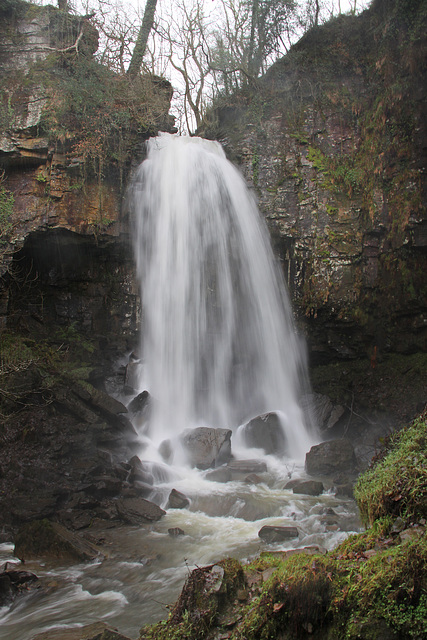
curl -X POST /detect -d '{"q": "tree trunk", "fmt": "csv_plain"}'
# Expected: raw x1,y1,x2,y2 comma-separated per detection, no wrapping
127,0,158,77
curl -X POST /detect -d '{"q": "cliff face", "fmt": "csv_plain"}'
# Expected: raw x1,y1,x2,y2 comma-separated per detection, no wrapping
0,0,175,343
204,0,427,366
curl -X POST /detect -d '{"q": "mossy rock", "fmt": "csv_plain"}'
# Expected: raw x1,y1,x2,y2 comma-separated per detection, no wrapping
354,409,427,526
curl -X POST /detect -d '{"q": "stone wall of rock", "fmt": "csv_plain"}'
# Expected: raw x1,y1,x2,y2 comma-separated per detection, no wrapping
204,0,427,365
0,1,175,341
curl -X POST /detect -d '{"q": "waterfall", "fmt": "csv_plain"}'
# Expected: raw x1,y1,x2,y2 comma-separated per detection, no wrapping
130,133,314,461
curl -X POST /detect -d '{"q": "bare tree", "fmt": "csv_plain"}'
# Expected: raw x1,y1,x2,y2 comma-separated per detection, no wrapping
127,0,158,77
154,0,213,132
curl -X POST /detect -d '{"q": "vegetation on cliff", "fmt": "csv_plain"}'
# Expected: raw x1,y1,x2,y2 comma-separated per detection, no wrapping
0,1,174,185
140,410,427,640
202,0,426,357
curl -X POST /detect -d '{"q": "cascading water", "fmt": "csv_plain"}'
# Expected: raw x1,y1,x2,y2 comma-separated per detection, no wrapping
130,133,314,461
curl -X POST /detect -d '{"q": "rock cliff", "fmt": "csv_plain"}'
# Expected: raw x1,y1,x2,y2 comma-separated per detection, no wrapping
203,0,427,368
0,0,174,341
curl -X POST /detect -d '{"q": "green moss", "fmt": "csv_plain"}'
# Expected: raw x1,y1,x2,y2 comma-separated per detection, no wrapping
0,332,34,372
0,183,14,242
332,534,427,639
354,411,427,526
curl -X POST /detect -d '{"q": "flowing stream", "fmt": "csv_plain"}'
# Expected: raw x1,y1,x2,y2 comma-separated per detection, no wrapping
0,135,362,640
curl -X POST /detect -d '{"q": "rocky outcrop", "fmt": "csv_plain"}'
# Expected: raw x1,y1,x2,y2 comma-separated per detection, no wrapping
0,1,175,332
204,0,427,367
14,519,103,562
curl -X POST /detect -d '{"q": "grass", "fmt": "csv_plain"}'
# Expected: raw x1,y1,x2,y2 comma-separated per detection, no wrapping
354,410,427,526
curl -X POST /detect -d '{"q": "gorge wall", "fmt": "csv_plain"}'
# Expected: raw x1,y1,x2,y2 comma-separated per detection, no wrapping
203,0,427,372
0,0,174,357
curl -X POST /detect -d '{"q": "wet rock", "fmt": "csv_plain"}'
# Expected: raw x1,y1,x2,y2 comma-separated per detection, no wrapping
77,384,128,417
88,475,123,497
124,359,141,394
306,393,346,432
128,456,154,485
284,478,303,490
0,573,14,605
258,525,299,543
115,497,165,525
241,412,286,455
305,439,357,476
206,565,225,594
180,427,232,469
58,509,95,531
292,480,324,496
168,527,185,537
227,459,268,475
167,488,190,509
205,467,232,483
391,516,406,534
14,520,103,562
127,390,150,414
260,545,326,560
10,492,59,525
0,568,39,606
158,439,173,463
333,479,354,498
399,527,424,543
244,473,264,484
130,481,153,498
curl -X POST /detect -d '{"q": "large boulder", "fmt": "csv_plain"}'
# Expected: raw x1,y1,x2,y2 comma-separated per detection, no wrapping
180,427,232,469
241,412,286,455
115,497,165,525
167,488,190,509
305,439,358,476
258,525,299,543
14,520,103,562
292,480,324,496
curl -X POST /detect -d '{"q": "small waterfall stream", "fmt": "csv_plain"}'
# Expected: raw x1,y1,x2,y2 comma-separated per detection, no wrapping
0,135,362,640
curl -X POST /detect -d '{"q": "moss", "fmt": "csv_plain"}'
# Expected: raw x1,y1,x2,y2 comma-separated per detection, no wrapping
354,411,427,526
0,184,14,243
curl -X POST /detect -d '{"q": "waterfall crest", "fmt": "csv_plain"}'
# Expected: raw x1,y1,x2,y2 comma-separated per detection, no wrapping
130,133,314,460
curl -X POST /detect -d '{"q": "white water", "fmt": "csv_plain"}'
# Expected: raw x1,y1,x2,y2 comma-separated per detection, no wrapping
130,133,314,460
